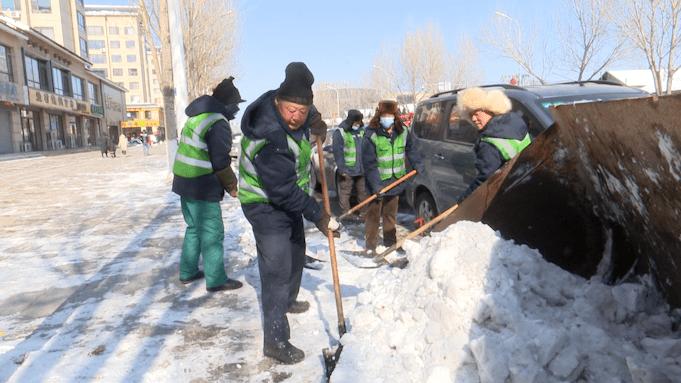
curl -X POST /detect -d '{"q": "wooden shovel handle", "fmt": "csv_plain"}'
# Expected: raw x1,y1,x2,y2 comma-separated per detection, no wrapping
338,169,417,220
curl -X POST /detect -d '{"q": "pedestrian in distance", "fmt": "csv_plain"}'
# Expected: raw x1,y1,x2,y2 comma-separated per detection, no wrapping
333,109,368,222
172,76,246,292
239,62,340,365
100,135,109,158
119,133,128,156
143,134,152,156
362,100,424,256
455,87,531,202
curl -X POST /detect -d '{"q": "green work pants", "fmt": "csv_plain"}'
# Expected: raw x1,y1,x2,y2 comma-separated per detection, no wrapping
180,197,228,288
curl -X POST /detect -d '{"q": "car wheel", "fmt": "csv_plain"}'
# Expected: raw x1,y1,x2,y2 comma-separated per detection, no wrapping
414,191,437,227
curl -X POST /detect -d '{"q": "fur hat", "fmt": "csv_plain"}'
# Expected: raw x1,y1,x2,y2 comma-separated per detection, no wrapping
276,62,314,106
456,87,512,117
377,100,399,116
212,76,245,105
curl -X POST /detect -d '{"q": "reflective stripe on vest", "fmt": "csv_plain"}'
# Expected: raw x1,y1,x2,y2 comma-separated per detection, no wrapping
342,129,364,167
481,133,532,161
370,130,407,181
238,133,312,204
172,113,228,178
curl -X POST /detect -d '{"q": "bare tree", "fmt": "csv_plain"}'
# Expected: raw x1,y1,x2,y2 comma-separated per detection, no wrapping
448,35,484,89
399,23,447,104
139,0,239,100
369,47,402,99
485,11,552,84
180,0,238,99
617,0,681,95
560,0,626,81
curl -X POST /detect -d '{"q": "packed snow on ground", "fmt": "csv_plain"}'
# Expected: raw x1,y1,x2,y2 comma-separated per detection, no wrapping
332,221,681,383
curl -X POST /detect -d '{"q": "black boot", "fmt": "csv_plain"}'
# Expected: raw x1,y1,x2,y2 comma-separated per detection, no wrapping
263,340,305,364
287,300,310,314
180,270,204,284
206,278,243,292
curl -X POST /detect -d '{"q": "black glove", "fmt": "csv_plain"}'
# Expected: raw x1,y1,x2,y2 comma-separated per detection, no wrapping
215,166,238,197
309,110,328,142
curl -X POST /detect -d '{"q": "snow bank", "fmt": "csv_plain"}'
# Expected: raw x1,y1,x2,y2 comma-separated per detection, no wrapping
333,221,681,383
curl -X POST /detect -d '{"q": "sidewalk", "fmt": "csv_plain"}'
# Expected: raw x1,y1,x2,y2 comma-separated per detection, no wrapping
0,147,99,162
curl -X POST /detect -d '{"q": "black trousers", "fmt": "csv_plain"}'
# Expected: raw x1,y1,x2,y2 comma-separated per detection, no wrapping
244,204,306,344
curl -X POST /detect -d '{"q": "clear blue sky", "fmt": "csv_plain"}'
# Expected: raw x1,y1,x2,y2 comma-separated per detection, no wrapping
86,0,637,107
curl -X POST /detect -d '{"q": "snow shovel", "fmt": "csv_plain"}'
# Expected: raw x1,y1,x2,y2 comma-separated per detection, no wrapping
337,169,418,221
374,203,460,268
316,137,347,378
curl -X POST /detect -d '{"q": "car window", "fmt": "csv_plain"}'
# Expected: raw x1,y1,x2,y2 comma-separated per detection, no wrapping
444,103,477,144
509,98,544,138
413,101,445,141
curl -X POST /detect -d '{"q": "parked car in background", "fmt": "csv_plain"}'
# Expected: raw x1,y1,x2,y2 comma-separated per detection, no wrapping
406,81,649,224
231,133,242,160
128,138,143,146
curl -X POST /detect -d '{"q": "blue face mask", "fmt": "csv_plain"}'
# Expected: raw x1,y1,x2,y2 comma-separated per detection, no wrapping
380,116,394,128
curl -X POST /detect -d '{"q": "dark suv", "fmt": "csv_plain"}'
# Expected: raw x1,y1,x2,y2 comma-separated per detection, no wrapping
405,81,648,223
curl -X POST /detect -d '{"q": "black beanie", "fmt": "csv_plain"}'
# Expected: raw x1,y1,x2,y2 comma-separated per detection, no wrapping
212,76,245,106
276,62,314,106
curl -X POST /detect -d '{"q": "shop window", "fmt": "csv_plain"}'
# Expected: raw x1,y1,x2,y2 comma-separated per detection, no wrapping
24,56,49,90
0,45,12,82
31,0,51,12
145,111,152,119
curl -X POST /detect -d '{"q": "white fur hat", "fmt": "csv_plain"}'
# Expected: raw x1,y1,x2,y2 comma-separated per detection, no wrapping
456,87,512,117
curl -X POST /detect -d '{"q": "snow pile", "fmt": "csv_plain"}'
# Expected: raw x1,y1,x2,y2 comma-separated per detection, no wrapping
333,221,681,383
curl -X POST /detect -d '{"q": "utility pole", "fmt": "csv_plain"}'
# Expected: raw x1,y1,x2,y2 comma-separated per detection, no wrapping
158,0,180,171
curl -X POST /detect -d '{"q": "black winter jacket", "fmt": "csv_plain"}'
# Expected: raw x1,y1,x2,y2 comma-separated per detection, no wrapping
172,95,235,202
362,126,424,197
239,90,322,224
459,112,529,200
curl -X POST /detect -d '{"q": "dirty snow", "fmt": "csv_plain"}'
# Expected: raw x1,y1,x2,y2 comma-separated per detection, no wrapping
656,131,681,182
333,222,681,383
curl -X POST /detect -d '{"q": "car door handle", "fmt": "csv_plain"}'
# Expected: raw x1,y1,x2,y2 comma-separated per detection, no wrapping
433,153,445,160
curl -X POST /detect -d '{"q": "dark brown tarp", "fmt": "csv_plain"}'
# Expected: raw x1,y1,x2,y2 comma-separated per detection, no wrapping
434,94,681,307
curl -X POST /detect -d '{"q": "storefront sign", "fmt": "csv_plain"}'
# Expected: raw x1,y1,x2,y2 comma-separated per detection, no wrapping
0,81,26,105
122,119,160,128
91,104,104,116
29,88,78,112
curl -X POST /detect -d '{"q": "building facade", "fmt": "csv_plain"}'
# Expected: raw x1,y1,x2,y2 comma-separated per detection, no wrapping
84,5,163,137
0,0,89,59
0,16,126,155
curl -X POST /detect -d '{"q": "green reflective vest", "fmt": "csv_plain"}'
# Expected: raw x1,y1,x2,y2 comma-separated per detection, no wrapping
238,133,312,204
481,133,532,161
342,129,364,167
370,130,407,181
173,113,228,178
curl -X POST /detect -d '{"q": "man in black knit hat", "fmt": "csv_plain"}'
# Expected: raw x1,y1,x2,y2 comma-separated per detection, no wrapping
238,62,339,364
172,76,245,292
